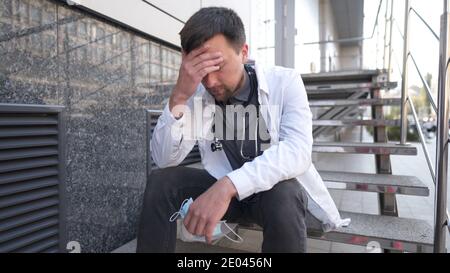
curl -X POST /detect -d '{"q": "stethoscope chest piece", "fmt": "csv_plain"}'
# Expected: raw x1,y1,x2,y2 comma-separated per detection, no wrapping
211,137,223,152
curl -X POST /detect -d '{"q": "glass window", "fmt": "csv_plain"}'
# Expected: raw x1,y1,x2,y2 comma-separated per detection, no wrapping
17,1,28,23
79,21,88,36
30,5,41,24
121,37,128,50
1,0,12,18
141,44,149,59
44,34,53,49
96,27,104,44
162,66,169,82
161,48,168,66
30,33,41,54
68,22,77,36
115,36,121,51
150,43,160,63
97,47,105,62
91,24,97,42
253,0,275,67
105,34,113,47
42,7,55,22
150,63,161,83
80,47,87,62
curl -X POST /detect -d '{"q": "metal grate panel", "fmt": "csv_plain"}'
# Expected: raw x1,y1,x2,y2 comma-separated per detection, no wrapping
0,104,66,253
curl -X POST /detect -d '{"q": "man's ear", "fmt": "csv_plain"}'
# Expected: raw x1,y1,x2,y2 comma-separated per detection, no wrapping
241,44,249,64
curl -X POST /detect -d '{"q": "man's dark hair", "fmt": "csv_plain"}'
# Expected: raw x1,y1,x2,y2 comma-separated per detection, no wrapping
179,7,246,54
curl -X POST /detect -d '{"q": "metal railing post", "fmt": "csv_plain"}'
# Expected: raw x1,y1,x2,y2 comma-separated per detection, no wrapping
383,0,391,69
434,0,450,253
387,0,395,81
400,0,411,145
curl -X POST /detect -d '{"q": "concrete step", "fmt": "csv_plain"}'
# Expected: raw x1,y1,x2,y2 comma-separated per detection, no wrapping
319,171,429,196
184,163,428,197
238,211,434,253
302,70,382,83
309,98,401,107
313,119,400,127
304,82,397,95
302,70,396,100
312,211,434,253
313,142,418,156
114,210,433,253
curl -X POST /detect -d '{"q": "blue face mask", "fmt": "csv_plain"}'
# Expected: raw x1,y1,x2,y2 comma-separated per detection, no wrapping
169,198,243,244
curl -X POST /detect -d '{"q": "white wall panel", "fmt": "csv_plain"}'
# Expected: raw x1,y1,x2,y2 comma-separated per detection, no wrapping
68,0,252,49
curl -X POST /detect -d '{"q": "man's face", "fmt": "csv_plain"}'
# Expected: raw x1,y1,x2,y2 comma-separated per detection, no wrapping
197,34,248,102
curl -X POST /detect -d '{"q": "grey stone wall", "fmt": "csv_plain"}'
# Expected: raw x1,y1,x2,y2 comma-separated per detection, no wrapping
0,0,181,252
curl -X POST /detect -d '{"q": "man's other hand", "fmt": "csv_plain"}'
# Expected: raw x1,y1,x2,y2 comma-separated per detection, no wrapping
183,176,237,244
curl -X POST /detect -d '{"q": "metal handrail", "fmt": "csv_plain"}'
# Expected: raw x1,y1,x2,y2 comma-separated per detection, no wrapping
398,3,441,142
387,0,395,81
387,0,450,252
409,54,438,113
410,7,440,41
393,18,405,40
391,16,438,115
408,97,436,182
399,0,411,145
399,3,442,145
434,0,450,252
407,74,450,250
392,49,404,77
392,8,440,42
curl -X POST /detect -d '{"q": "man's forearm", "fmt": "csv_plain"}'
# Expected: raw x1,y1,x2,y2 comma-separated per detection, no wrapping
169,88,190,119
219,176,238,199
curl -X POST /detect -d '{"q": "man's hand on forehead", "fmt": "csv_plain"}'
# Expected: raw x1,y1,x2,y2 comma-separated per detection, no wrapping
170,45,223,115
185,45,223,64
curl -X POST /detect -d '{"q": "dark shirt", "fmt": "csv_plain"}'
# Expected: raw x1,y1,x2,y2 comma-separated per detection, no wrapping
215,69,270,170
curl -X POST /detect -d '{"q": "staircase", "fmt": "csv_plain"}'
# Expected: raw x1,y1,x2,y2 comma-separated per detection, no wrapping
144,69,434,253
302,69,433,253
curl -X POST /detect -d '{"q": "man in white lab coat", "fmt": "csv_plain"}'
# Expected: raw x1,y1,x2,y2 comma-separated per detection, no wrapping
137,7,348,253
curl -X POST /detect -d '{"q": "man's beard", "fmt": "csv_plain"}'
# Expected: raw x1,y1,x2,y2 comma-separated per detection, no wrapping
207,86,235,102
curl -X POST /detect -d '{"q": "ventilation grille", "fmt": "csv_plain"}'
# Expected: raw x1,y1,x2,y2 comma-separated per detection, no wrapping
0,104,65,253
147,110,201,172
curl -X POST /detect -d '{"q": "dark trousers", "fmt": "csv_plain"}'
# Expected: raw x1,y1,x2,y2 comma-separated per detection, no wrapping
136,166,308,253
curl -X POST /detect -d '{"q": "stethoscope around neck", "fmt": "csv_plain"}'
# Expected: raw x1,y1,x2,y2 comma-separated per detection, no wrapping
211,65,259,160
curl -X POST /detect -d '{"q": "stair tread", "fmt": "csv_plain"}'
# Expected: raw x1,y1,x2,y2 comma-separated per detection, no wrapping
313,142,418,155
305,82,374,93
333,211,433,246
302,70,380,83
314,142,415,147
309,98,401,107
319,171,424,188
313,119,400,127
241,211,433,249
319,171,429,196
302,70,387,86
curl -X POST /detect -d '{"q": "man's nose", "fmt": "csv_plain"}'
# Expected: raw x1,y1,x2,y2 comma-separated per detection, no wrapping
203,72,219,88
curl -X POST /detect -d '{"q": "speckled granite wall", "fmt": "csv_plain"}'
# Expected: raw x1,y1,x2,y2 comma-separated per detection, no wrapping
0,0,181,252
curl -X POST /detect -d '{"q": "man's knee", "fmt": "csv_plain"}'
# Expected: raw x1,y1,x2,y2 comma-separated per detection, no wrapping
260,179,308,219
148,166,188,188
258,179,308,253
145,167,184,202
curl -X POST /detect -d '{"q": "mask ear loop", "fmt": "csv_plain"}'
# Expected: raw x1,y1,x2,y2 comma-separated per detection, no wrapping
169,199,190,222
222,223,244,243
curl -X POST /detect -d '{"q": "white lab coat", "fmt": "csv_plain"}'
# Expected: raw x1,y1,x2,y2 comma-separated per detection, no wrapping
151,63,350,232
